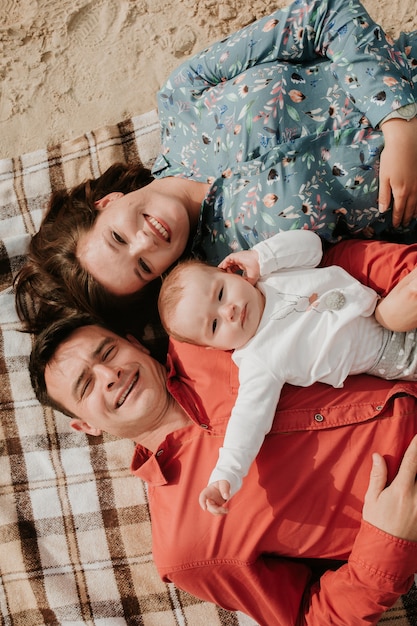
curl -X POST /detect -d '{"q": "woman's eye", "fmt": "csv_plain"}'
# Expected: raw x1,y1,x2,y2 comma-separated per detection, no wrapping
139,259,152,274
112,231,126,244
218,287,223,301
212,319,217,334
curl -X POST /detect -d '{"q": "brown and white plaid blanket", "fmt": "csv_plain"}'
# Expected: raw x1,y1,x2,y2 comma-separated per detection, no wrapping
1,110,416,626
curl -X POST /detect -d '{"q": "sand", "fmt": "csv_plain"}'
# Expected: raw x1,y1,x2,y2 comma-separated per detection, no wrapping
1,0,416,160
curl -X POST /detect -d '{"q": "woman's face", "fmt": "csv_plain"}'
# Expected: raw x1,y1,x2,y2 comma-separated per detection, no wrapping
77,185,192,295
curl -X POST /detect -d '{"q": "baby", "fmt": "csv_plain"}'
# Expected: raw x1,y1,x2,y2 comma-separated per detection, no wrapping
158,230,417,515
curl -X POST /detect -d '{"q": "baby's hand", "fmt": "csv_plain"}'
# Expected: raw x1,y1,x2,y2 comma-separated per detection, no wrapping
199,480,231,515
219,250,260,285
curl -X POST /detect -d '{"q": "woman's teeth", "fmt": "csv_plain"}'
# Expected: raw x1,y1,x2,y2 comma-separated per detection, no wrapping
148,216,169,241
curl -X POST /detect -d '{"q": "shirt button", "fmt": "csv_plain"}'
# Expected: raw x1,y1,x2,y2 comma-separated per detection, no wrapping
156,449,164,457
200,423,208,429
375,405,383,411
314,413,325,423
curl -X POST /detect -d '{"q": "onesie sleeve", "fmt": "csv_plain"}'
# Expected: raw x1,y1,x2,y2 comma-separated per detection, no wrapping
253,230,323,277
209,358,283,496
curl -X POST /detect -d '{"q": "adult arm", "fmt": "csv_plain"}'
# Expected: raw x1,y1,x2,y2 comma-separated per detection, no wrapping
163,0,416,226
168,437,417,625
378,116,417,227
168,521,417,626
165,0,413,127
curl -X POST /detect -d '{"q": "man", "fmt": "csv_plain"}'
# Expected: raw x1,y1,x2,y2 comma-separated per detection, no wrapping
31,239,417,626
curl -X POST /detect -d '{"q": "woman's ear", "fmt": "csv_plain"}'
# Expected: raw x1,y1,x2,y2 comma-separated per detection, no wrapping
94,192,124,210
70,419,102,436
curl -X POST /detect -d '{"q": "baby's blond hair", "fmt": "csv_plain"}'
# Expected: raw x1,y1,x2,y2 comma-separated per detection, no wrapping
158,258,216,343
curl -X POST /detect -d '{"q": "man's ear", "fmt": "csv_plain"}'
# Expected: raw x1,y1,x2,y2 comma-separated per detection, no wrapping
126,333,150,354
94,192,124,210
70,419,102,436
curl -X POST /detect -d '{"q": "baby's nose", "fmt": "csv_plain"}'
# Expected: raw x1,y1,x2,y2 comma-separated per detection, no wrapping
221,302,236,321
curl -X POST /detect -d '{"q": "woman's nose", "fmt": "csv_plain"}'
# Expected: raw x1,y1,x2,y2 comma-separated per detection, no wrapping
129,230,157,256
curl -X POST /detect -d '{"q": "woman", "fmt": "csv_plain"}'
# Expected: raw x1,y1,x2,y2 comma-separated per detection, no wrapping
15,0,417,333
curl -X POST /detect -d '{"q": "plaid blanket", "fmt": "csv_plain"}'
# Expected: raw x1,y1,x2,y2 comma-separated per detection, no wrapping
1,111,416,626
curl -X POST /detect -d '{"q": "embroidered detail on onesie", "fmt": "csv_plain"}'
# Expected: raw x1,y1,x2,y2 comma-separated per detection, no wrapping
270,290,346,320
322,290,346,310
309,290,346,312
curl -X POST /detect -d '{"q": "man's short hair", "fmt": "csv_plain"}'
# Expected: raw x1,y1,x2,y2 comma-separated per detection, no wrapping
29,312,100,418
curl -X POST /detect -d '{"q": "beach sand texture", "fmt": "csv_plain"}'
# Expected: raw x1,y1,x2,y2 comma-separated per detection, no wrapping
1,0,416,159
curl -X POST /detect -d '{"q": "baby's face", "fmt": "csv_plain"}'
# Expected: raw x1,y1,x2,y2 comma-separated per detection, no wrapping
172,265,264,350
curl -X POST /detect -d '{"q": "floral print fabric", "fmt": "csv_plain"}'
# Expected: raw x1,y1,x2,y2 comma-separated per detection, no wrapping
152,0,417,265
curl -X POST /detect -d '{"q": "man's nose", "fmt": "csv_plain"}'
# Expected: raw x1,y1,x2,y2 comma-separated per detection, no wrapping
94,363,120,389
129,230,157,256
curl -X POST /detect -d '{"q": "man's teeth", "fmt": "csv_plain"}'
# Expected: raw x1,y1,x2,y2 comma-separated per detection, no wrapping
117,374,138,407
148,216,169,240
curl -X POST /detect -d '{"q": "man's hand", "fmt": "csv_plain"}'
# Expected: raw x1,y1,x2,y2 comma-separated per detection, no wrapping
199,480,231,516
363,434,417,542
218,250,260,285
379,118,417,227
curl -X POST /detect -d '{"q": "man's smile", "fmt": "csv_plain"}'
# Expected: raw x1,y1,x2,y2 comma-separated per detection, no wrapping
116,372,139,408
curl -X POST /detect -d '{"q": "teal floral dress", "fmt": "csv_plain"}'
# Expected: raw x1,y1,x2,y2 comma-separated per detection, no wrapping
152,0,417,265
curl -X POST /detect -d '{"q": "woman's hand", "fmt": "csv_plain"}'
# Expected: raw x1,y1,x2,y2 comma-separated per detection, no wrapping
218,250,261,285
363,434,417,542
379,118,417,228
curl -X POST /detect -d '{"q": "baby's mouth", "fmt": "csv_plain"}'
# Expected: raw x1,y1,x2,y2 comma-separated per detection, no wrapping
240,304,247,327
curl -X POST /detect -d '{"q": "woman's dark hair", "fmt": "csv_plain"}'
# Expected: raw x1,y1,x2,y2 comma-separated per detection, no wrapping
14,162,157,335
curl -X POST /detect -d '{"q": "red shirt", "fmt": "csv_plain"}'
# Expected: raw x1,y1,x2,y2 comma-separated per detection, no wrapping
131,239,417,625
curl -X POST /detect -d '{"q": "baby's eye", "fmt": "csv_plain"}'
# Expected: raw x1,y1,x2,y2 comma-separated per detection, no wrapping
212,319,217,334
112,231,126,244
218,287,223,301
139,258,152,274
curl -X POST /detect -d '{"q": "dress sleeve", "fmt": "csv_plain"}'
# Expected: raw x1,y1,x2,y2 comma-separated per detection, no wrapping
167,521,417,626
162,0,414,127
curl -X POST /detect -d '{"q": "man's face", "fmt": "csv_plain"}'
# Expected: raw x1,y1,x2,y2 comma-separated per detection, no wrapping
44,325,170,440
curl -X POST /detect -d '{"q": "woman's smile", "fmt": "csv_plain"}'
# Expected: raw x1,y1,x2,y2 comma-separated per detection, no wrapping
146,215,171,242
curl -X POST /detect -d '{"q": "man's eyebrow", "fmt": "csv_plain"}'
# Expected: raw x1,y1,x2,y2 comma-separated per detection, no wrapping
72,337,113,400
